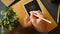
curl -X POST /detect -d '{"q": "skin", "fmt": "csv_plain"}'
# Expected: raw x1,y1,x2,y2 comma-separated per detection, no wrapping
24,10,48,34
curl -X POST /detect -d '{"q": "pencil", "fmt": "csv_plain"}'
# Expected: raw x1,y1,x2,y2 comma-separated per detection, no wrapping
34,14,51,24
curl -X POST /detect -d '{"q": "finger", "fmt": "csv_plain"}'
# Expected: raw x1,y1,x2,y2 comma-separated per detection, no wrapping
37,10,43,15
30,11,43,23
24,16,32,27
30,12,36,26
23,21,31,27
38,10,44,17
33,11,44,18
31,10,44,19
24,16,30,21
30,11,39,18
28,21,32,26
30,11,44,24
30,12,35,23
36,18,42,24
24,16,30,26
30,10,42,14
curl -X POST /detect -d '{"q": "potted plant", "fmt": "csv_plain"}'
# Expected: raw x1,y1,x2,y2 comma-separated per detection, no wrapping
0,7,19,34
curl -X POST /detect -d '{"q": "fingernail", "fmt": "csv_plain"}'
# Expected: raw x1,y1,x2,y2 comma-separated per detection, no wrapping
38,10,40,11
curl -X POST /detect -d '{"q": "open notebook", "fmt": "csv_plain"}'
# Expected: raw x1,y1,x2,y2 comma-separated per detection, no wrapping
11,0,58,32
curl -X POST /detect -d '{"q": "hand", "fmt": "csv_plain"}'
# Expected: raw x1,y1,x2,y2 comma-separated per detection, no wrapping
30,10,47,33
23,16,32,28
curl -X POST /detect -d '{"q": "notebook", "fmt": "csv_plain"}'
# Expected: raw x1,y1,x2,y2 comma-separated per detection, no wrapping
11,0,58,32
